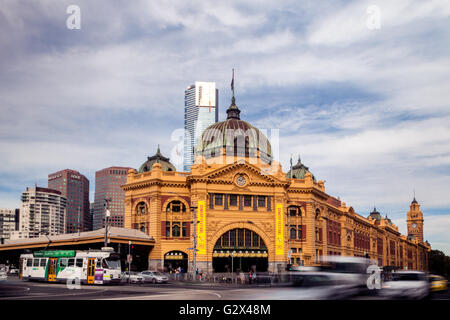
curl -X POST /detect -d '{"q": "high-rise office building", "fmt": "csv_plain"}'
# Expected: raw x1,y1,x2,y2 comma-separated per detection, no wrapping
48,169,90,233
0,208,19,243
89,202,94,231
10,186,66,239
183,81,218,171
93,166,131,230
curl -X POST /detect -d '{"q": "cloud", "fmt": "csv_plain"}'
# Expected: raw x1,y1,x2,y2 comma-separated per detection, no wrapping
0,0,449,252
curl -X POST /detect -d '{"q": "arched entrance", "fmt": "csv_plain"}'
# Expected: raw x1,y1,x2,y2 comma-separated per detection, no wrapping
164,251,188,273
212,228,268,272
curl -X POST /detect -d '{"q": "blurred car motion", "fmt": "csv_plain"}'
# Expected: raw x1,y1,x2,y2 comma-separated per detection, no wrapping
139,271,168,283
0,265,7,281
380,271,429,299
8,268,19,274
316,256,375,294
429,274,448,293
289,272,360,299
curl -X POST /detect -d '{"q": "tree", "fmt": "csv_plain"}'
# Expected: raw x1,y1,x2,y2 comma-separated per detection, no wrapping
429,250,450,279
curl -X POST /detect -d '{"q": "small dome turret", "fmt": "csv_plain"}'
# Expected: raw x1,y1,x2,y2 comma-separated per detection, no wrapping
138,145,176,173
368,207,381,221
286,156,316,181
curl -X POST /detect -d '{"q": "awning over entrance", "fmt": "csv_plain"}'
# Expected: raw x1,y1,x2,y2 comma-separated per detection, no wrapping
0,227,155,251
213,250,268,258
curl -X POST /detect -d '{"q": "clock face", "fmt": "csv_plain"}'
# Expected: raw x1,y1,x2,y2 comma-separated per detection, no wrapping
236,175,247,186
412,223,417,229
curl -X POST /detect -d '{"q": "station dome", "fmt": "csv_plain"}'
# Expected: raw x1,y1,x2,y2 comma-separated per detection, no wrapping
196,97,272,163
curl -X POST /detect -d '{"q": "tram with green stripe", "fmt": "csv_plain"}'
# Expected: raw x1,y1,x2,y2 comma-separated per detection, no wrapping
19,249,122,284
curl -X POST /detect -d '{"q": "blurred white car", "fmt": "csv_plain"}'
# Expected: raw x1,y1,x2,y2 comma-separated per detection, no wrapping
245,273,359,300
139,271,168,284
380,271,429,299
121,271,144,284
8,268,19,274
0,265,7,281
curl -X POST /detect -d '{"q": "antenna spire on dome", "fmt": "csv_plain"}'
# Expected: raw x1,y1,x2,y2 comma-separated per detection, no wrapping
226,68,241,120
231,68,235,105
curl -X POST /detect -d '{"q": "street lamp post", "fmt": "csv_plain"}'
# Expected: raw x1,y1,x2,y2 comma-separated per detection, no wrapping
104,198,111,248
231,251,235,284
128,241,131,285
191,205,198,282
78,206,81,236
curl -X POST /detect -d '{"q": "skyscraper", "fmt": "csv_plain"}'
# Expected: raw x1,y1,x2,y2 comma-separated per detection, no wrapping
183,81,218,171
10,186,66,239
48,169,89,233
0,208,19,243
93,166,131,230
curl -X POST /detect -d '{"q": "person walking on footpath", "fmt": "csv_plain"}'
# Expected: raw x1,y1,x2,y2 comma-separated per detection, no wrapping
240,270,245,284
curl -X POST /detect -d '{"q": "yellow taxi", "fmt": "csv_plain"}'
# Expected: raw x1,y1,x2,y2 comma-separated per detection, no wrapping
429,274,448,292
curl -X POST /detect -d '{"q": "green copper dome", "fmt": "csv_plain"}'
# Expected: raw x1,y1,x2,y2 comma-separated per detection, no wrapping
196,101,273,163
286,156,316,181
138,146,176,173
368,207,381,221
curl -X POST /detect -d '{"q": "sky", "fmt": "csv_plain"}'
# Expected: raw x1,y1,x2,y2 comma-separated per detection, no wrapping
0,1,449,253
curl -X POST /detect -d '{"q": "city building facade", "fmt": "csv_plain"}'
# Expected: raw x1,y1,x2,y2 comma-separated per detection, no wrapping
123,96,430,273
0,208,18,243
48,169,89,233
183,81,219,171
11,187,66,239
93,166,131,230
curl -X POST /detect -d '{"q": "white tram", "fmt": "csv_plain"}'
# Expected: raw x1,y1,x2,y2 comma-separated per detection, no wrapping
19,249,122,284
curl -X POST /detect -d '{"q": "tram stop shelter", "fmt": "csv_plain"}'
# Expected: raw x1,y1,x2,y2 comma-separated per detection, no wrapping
0,227,155,271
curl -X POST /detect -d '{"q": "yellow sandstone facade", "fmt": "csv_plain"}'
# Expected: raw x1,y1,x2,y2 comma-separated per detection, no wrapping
122,98,430,273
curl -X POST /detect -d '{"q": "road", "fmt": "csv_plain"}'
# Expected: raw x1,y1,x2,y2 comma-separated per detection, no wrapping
0,275,449,300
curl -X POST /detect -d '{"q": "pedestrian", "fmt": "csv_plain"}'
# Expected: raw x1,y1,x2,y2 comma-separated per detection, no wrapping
252,271,257,284
248,271,253,284
240,270,245,284
175,267,180,280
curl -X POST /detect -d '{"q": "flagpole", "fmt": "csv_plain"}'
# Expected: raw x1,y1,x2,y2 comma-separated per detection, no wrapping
231,68,235,105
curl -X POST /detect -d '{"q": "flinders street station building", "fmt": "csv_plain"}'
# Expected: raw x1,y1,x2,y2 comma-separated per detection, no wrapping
122,95,431,274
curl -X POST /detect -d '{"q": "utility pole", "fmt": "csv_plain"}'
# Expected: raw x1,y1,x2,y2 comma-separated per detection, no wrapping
231,251,235,284
288,209,291,266
191,206,197,282
104,198,111,248
128,241,131,284
300,206,303,266
78,206,81,236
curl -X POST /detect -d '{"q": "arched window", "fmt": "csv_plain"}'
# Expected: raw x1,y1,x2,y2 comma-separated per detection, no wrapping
172,223,180,237
290,227,297,240
166,200,186,213
315,209,321,220
214,228,266,250
136,202,148,215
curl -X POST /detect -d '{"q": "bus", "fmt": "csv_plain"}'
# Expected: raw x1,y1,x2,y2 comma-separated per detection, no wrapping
19,249,122,284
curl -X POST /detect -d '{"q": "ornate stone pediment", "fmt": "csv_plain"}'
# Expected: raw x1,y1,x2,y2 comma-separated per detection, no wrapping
202,162,287,186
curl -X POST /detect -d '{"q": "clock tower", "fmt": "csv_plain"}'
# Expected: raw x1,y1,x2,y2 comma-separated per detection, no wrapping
407,197,424,243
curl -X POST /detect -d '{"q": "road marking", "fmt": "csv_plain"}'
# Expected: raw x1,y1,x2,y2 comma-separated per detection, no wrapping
1,288,109,300
99,289,222,300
